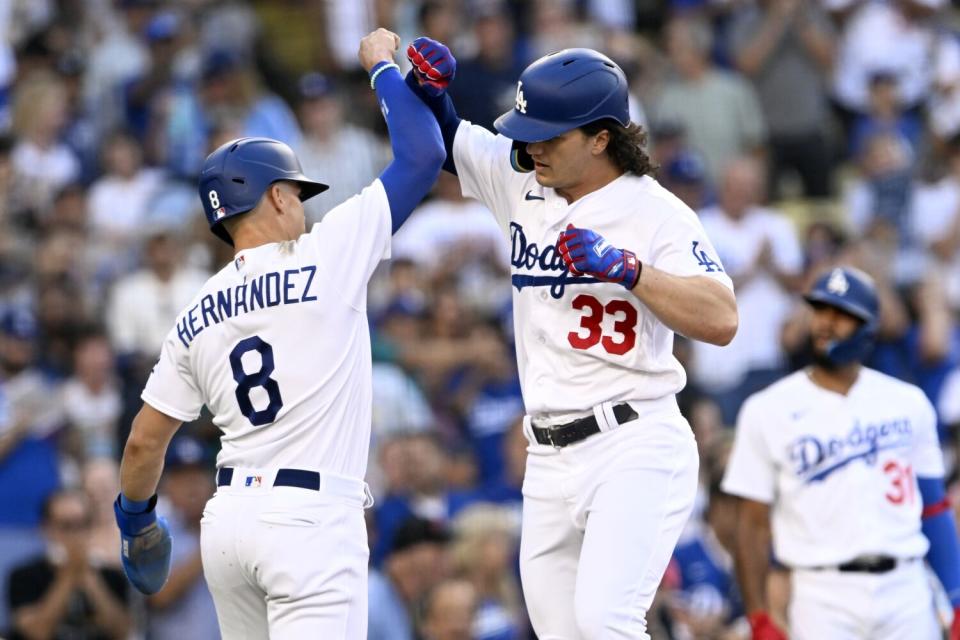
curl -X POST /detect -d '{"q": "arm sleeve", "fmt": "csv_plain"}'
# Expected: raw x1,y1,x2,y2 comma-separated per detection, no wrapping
722,396,777,503
404,71,461,175
648,210,735,290
141,326,204,422
372,63,445,233
308,179,393,310
918,476,960,607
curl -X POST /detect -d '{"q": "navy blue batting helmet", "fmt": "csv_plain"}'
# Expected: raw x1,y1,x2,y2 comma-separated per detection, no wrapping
804,267,879,366
198,137,328,245
493,48,630,172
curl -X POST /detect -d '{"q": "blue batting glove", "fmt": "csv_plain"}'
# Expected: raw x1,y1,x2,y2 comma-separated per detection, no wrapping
557,224,641,290
406,37,456,97
113,494,172,595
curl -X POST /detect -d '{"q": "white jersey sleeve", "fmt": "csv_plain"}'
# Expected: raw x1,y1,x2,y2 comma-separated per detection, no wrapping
909,387,945,477
452,120,527,236
649,206,734,290
141,326,205,422
722,395,777,504
307,178,392,310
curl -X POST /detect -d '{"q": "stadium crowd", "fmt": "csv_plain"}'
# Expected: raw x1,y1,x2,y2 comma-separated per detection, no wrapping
1,0,960,638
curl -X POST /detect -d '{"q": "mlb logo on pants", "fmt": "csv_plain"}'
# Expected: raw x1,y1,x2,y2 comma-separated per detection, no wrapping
245,475,263,487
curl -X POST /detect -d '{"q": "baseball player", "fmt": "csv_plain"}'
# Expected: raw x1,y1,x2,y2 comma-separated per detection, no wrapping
723,266,960,640
111,29,445,639
405,38,738,638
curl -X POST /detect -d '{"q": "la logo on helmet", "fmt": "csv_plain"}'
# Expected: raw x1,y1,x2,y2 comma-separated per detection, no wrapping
827,269,849,295
515,81,527,114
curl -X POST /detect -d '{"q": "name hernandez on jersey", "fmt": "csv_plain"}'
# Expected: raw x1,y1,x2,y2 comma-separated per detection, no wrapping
722,368,943,567
175,267,319,348
451,120,734,415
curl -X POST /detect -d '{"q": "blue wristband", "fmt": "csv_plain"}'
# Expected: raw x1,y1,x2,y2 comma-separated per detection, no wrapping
120,494,153,514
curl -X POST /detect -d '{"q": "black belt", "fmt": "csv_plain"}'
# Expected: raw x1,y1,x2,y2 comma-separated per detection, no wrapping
217,467,322,490
817,555,899,574
532,403,638,448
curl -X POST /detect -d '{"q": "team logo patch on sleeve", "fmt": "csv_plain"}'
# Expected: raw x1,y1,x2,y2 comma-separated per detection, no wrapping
691,241,723,273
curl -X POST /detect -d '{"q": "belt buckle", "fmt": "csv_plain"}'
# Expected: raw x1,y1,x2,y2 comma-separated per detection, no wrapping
543,427,562,450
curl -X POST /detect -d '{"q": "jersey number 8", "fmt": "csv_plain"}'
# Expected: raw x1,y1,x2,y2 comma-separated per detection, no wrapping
229,336,284,426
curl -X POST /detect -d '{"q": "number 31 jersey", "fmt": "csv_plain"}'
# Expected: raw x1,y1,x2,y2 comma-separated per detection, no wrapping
453,122,733,415
142,181,392,478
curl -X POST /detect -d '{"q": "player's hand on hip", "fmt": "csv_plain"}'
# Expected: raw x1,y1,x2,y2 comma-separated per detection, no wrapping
359,28,402,72
747,611,788,640
113,495,173,595
556,224,641,290
406,37,456,97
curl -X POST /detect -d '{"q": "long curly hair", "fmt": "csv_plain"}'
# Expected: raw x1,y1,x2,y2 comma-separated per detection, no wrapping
580,119,657,177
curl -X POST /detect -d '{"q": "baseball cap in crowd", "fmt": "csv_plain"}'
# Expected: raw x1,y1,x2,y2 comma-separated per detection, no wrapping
201,49,244,81
390,517,452,554
666,151,707,185
145,11,182,43
165,435,209,470
0,307,37,341
298,72,335,101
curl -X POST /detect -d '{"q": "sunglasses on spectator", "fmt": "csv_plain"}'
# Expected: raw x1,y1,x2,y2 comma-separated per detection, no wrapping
50,518,91,532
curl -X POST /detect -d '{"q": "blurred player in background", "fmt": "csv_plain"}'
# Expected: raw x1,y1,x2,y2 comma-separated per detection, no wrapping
724,266,960,640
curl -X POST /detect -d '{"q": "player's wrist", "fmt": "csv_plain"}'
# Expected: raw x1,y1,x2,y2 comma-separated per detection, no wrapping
620,249,641,291
369,61,400,89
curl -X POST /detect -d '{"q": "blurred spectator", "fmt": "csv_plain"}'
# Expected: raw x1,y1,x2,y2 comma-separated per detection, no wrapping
418,578,479,640
659,148,711,210
80,457,121,569
392,172,511,316
82,0,151,138
844,131,918,282
10,71,80,216
124,10,193,136
691,157,803,425
527,0,605,59
106,229,209,362
87,129,164,245
58,51,101,186
372,432,477,567
447,0,530,130
832,0,947,117
930,31,960,145
451,323,523,486
61,330,121,463
654,16,767,183
7,489,131,640
163,49,302,177
294,71,389,221
416,0,463,44
369,516,453,640
147,436,219,639
729,0,836,198
909,136,960,312
450,504,522,640
849,71,924,160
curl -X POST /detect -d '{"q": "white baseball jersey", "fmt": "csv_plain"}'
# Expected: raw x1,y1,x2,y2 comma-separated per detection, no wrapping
452,121,734,415
142,180,392,479
722,368,943,568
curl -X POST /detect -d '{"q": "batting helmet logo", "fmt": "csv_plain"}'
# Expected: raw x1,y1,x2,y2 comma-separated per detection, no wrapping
804,266,879,366
515,81,527,114
826,268,849,295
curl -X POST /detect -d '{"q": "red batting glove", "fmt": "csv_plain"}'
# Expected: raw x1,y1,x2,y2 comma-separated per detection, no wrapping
950,607,960,640
406,37,455,97
748,611,788,640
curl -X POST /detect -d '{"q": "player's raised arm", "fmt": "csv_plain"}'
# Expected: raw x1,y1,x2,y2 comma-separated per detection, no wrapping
358,28,445,232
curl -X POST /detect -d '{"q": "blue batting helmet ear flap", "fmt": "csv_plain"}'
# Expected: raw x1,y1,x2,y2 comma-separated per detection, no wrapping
494,48,630,172
804,267,880,366
198,137,329,246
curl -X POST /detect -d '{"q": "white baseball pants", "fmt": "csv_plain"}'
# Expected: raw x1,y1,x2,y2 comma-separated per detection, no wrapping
519,397,699,640
199,468,371,640
790,559,940,640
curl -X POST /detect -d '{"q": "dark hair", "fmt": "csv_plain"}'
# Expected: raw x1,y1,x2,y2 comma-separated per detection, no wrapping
579,119,657,177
